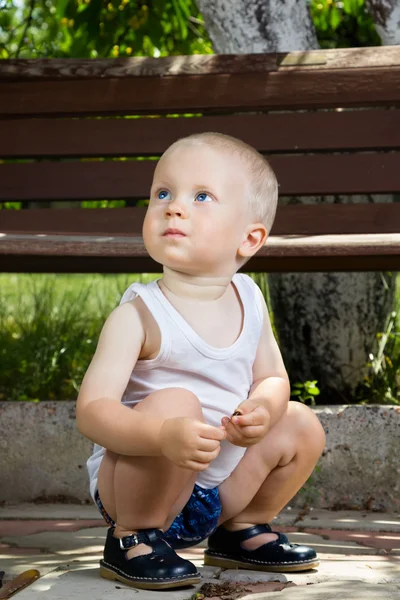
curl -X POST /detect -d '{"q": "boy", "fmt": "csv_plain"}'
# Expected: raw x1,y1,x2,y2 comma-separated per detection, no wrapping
76,132,326,590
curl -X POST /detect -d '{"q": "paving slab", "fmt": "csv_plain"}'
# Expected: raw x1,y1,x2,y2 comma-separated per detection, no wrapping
0,520,105,536
7,564,400,600
1,527,107,554
8,564,221,600
0,551,82,583
0,544,104,584
298,509,400,532
1,529,381,560
218,556,400,586
0,504,306,528
0,504,299,527
240,580,400,600
1,506,400,599
0,504,100,521
294,528,400,553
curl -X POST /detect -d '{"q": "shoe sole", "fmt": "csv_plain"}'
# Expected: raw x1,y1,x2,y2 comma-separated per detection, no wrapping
100,562,201,590
204,552,319,573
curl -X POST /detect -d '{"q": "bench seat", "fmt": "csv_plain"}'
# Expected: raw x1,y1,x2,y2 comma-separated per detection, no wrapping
1,47,400,274
1,233,399,273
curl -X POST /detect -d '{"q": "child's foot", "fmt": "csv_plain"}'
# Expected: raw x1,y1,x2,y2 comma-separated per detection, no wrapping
113,526,152,559
223,522,279,550
204,523,319,572
100,527,201,590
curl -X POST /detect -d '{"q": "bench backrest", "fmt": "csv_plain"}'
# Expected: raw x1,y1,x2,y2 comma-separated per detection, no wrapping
1,46,400,272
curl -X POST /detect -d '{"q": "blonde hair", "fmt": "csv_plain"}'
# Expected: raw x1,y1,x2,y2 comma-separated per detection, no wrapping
165,131,279,234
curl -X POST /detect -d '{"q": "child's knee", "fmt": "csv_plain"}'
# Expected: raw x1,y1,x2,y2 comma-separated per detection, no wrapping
135,387,204,421
287,401,326,453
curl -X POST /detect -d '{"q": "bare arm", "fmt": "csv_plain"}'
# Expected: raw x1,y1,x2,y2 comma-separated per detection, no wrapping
221,286,290,447
76,300,164,456
247,286,290,428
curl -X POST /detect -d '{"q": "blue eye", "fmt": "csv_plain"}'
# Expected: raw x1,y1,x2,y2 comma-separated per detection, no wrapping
196,192,212,203
157,190,171,200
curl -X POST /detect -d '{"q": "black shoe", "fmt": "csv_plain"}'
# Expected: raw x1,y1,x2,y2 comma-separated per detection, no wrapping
204,524,319,572
100,527,201,590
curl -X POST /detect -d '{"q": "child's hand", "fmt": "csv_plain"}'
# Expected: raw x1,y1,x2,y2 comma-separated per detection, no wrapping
159,417,226,472
221,399,271,447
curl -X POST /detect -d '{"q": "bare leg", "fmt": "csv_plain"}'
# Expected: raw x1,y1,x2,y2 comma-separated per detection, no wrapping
218,402,326,549
97,388,203,557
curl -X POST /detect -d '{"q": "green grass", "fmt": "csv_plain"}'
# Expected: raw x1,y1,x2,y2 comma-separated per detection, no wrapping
0,273,161,402
0,273,161,316
0,272,399,404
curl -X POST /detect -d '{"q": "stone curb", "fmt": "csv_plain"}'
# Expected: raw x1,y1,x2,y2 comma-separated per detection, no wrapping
1,505,399,533
1,402,399,511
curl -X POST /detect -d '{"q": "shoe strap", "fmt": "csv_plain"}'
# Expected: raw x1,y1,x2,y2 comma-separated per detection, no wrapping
227,523,273,542
118,528,164,550
224,525,295,547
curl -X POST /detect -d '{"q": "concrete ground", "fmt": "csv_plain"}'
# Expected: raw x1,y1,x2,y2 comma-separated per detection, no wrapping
0,504,399,599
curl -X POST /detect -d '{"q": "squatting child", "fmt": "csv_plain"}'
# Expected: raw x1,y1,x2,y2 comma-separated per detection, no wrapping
76,132,326,590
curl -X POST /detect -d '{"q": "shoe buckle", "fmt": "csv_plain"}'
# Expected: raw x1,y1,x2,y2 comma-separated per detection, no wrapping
119,534,139,550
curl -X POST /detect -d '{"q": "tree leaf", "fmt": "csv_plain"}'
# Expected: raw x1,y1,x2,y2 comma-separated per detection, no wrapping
308,388,320,395
329,6,341,30
172,0,188,39
56,0,70,20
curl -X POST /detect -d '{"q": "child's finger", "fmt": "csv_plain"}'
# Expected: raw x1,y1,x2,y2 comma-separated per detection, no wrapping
239,424,264,438
225,430,251,447
194,446,221,463
222,417,242,435
199,422,226,440
226,427,263,447
198,437,221,452
233,411,264,427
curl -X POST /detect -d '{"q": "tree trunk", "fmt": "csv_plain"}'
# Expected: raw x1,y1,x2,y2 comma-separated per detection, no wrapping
365,0,400,45
267,195,396,402
196,0,319,52
196,0,397,402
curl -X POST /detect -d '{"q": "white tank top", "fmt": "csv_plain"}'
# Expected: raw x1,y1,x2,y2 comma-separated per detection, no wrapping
86,273,264,499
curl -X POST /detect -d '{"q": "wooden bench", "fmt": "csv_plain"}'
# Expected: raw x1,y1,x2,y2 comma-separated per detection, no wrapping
1,46,400,273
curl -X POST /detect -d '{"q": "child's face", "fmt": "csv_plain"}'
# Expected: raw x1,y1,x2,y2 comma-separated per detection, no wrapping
142,142,252,276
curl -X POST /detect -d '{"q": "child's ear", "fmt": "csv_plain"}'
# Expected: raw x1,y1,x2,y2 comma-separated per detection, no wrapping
237,223,268,258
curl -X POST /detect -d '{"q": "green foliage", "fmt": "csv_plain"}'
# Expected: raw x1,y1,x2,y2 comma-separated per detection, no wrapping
0,273,160,402
0,0,391,406
291,381,321,406
309,0,380,48
0,0,382,60
80,200,127,208
0,202,22,209
0,277,99,402
355,311,400,405
1,272,399,404
0,0,212,58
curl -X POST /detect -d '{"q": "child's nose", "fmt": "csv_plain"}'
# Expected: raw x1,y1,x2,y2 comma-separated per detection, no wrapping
165,198,188,218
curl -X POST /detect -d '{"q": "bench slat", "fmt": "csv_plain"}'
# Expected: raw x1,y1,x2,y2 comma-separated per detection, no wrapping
1,233,399,273
2,204,400,236
1,110,400,158
2,232,399,255
1,50,399,274
1,68,400,117
2,153,400,201
2,254,398,273
2,48,400,80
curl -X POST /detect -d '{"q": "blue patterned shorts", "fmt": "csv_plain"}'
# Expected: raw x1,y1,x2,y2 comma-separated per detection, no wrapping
94,483,221,550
